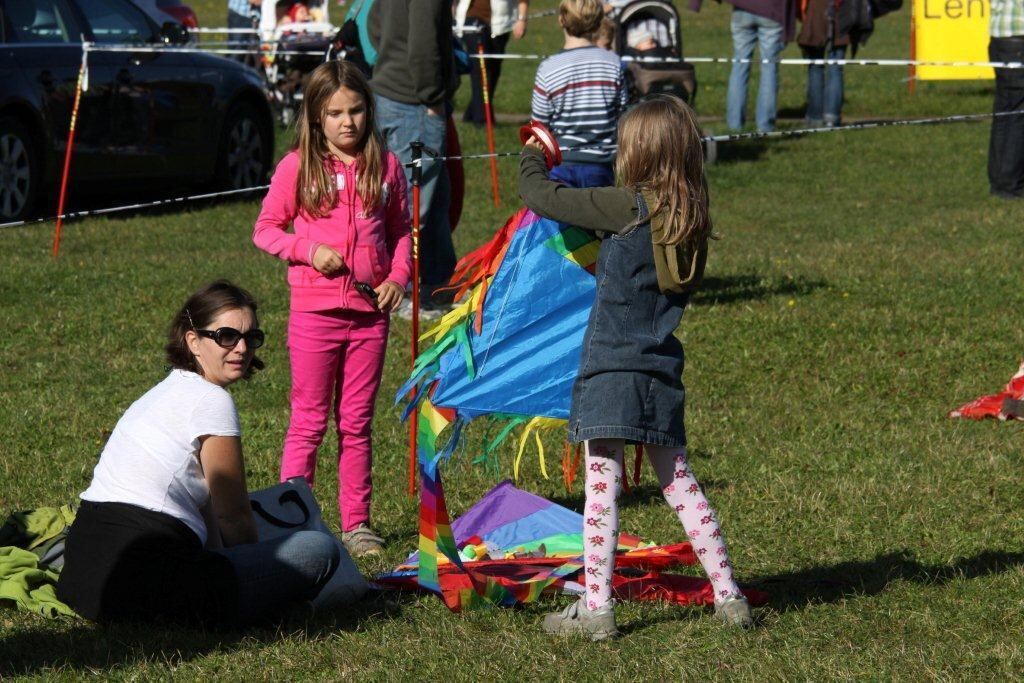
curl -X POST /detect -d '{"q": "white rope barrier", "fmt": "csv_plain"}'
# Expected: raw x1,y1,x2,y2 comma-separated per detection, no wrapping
5,109,1021,232
0,185,269,231
61,37,1024,69
405,109,1024,164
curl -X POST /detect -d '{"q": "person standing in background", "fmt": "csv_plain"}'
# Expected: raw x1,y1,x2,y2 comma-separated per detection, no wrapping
456,0,530,127
988,0,1024,199
227,0,261,62
797,0,851,127
370,0,460,319
531,0,626,188
723,0,796,133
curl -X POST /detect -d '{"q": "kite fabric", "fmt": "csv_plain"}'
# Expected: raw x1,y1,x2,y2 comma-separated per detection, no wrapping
375,480,769,612
396,208,602,609
949,360,1024,420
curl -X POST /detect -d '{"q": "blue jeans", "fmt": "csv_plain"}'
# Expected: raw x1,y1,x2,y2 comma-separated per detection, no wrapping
227,8,256,63
549,162,614,188
804,45,846,125
375,94,456,294
726,9,783,132
215,530,340,624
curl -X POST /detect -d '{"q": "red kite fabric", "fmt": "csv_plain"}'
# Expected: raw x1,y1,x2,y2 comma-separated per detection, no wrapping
949,360,1024,420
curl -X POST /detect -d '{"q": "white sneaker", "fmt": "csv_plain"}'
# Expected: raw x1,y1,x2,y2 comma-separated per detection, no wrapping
714,594,754,629
541,598,619,641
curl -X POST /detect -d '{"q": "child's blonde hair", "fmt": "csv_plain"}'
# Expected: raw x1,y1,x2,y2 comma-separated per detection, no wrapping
590,16,616,50
559,0,604,38
616,95,711,249
294,61,387,218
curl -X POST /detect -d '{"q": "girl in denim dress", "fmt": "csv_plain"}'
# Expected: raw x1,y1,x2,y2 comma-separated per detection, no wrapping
518,96,753,639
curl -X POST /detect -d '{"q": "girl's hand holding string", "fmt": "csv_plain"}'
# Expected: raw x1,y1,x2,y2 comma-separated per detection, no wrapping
312,244,346,276
374,281,404,312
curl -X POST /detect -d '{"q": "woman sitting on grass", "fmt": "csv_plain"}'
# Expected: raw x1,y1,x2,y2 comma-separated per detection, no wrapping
57,280,340,627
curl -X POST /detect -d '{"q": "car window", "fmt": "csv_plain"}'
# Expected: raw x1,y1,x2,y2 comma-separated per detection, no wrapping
77,0,154,44
1,0,75,43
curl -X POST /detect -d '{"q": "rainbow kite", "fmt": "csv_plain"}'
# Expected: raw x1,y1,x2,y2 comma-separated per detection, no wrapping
397,208,605,608
376,480,736,611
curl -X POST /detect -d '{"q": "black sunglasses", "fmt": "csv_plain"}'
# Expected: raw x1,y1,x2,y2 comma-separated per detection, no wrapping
196,327,265,350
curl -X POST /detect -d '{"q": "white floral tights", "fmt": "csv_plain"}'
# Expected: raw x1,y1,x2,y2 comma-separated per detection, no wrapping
582,438,742,610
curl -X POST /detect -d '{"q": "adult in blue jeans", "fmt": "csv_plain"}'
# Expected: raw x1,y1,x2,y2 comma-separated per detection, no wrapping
57,281,340,627
724,0,796,133
369,0,460,317
797,0,862,127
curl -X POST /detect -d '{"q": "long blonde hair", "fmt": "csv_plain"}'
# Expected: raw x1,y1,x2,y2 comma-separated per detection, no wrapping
294,61,387,218
615,96,712,248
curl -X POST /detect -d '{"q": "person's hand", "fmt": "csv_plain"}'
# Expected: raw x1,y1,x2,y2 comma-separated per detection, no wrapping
523,133,543,152
250,0,261,6
426,104,444,118
313,244,346,276
512,18,527,39
375,281,405,312
602,2,613,12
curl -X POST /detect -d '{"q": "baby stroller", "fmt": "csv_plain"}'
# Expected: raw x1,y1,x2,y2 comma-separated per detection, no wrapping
259,0,338,124
613,0,697,106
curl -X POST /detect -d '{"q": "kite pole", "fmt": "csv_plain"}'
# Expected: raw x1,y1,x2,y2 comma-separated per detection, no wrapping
477,43,501,207
53,43,89,257
408,142,424,497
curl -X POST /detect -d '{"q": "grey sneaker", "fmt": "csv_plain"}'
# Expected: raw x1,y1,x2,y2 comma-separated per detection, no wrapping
341,524,385,557
714,594,753,629
542,598,619,641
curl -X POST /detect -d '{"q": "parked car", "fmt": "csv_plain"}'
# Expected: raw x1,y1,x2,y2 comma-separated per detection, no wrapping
135,0,199,29
0,0,274,221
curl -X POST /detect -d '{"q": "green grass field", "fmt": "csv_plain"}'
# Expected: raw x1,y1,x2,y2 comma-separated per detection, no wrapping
2,0,1024,679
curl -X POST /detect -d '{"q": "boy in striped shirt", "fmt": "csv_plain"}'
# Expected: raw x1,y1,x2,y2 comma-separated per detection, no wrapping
531,0,627,188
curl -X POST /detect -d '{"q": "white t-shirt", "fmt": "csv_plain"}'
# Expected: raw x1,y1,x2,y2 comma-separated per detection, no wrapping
81,370,242,545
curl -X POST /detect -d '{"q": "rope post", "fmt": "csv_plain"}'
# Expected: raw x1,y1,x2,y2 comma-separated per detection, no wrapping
477,43,501,207
52,45,88,257
908,4,917,95
408,141,424,497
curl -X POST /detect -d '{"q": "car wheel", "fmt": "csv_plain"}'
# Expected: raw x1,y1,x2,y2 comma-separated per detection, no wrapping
217,103,270,191
0,117,40,222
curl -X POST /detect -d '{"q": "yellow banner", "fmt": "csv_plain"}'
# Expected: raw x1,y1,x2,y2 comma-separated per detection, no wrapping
914,0,993,80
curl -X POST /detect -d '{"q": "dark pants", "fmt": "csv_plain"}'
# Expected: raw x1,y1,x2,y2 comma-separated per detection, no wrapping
549,162,615,188
462,20,511,125
989,36,1024,198
227,8,257,64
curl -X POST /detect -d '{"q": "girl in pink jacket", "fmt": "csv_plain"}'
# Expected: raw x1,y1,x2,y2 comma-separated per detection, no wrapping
253,61,411,556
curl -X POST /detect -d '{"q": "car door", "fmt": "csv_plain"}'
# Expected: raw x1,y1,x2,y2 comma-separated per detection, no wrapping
2,0,113,179
72,0,205,181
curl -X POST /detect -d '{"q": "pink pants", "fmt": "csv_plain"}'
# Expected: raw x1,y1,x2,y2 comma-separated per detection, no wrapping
280,309,388,532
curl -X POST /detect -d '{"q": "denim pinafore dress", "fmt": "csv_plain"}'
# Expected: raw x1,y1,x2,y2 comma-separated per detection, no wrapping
568,193,690,448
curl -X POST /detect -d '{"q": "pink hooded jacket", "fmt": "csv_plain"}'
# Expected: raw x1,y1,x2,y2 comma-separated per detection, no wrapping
253,150,413,313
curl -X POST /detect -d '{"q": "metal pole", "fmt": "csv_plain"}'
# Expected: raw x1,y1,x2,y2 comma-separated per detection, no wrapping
52,47,88,257
477,43,501,207
408,141,423,497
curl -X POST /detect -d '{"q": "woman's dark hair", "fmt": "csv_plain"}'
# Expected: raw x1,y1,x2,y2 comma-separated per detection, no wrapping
165,280,265,379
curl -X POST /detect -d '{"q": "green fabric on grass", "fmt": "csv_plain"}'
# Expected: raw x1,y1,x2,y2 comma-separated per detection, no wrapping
0,546,77,618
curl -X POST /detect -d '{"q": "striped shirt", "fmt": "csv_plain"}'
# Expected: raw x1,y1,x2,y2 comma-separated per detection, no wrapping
991,0,1024,37
531,46,627,164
